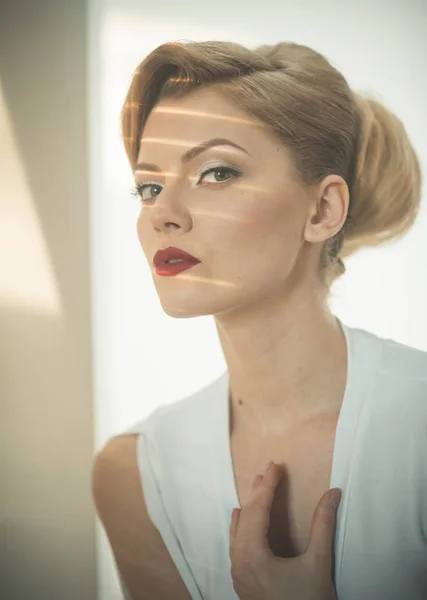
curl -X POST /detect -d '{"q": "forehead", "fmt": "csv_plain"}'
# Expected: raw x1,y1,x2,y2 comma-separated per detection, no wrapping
138,87,272,161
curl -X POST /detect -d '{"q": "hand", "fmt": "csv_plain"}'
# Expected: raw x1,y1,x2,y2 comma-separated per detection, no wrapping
229,461,341,600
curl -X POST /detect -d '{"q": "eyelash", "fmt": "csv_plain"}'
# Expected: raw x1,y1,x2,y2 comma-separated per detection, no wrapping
130,165,242,203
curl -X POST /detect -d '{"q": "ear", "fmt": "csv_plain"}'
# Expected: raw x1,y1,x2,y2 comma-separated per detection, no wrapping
304,175,349,245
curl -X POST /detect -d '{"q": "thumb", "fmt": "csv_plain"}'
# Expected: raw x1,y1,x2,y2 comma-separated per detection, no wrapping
305,488,341,567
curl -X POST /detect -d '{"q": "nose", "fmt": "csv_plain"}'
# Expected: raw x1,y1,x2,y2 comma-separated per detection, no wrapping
147,187,193,234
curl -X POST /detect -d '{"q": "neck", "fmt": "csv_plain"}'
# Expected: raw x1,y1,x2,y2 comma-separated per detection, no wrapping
214,282,347,439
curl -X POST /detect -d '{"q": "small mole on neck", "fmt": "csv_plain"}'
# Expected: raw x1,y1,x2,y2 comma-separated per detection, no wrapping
238,398,243,406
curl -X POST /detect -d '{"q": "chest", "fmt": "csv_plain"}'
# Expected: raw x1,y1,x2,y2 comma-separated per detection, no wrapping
230,413,339,558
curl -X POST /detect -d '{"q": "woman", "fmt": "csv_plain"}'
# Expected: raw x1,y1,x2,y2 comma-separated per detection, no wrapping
92,40,426,600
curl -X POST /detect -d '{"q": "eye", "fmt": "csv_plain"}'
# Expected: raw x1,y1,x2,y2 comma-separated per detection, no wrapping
130,182,163,202
130,165,242,203
197,165,242,186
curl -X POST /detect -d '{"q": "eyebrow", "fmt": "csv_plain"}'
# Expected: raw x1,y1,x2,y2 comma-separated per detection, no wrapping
134,138,250,173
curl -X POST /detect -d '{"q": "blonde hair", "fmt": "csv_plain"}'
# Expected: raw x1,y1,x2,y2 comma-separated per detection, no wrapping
121,40,423,287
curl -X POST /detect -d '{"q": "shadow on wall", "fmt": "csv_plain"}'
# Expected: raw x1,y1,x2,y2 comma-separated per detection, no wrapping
0,1,96,599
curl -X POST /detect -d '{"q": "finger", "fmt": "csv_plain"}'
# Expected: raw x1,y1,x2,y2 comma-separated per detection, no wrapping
229,507,241,543
229,474,263,557
229,507,241,559
234,461,281,557
305,488,341,567
252,474,263,491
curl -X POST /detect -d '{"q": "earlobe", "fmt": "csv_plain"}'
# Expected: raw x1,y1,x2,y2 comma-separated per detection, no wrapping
304,176,349,244
303,199,331,244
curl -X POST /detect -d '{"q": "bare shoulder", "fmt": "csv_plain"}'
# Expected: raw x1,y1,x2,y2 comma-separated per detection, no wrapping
92,434,192,600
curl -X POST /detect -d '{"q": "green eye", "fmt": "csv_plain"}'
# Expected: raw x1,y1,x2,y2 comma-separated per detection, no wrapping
130,183,163,202
198,166,241,185
130,165,242,203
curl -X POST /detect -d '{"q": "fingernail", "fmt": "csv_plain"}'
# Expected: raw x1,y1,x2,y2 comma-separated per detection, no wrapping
328,488,341,508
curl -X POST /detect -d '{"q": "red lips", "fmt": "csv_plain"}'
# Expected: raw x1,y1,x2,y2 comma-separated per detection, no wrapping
153,247,201,268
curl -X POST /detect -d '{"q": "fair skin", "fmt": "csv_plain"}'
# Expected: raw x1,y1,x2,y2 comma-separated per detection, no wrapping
229,461,341,600
135,86,349,435
132,85,350,597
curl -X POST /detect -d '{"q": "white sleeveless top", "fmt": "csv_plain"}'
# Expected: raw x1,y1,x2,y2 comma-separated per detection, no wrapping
119,322,427,599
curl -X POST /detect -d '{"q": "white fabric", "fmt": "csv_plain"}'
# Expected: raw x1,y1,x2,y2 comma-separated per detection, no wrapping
119,321,427,599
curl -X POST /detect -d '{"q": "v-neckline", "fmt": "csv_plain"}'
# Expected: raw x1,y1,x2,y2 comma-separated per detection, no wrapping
209,319,383,596
217,319,359,592
221,318,355,513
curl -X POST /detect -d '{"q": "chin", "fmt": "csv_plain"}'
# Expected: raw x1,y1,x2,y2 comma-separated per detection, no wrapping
159,296,231,319
159,301,210,319
162,308,200,319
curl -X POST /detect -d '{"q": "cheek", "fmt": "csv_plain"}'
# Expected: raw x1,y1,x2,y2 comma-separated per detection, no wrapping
136,214,143,244
240,190,303,244
136,213,150,257
230,193,305,279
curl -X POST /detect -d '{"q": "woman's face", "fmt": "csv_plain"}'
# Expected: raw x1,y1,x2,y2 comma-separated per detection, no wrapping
134,86,320,318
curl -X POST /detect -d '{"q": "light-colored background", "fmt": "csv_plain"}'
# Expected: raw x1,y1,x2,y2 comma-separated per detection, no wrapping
2,0,426,599
90,1,427,598
1,1,96,599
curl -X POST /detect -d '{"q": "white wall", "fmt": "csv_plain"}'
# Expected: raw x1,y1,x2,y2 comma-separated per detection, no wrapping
87,1,427,598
